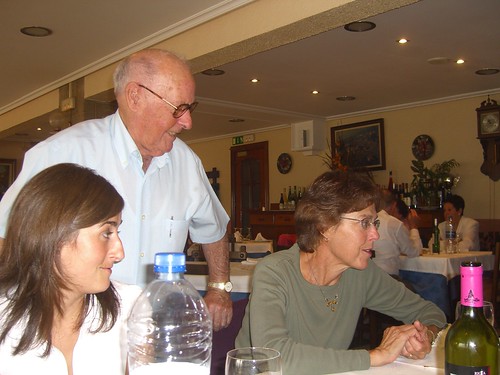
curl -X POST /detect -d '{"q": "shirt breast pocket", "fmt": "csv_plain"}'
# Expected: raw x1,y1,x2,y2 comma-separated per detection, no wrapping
163,219,190,252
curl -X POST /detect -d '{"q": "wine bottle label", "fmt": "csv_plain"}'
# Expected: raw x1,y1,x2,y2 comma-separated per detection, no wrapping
445,362,491,375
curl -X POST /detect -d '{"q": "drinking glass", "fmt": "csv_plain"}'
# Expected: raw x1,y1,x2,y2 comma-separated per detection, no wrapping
455,300,494,327
225,347,282,375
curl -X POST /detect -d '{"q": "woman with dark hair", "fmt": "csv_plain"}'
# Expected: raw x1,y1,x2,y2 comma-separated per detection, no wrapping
0,163,141,374
236,170,446,374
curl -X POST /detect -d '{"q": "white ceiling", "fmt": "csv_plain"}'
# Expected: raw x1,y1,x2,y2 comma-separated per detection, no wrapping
2,0,500,144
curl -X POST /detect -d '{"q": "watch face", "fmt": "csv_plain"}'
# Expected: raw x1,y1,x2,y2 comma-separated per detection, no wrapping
481,112,500,134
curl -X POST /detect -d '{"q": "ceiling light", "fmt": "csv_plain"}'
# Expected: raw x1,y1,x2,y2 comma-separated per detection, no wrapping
250,78,259,83
37,127,42,131
20,26,52,37
229,118,245,123
312,90,319,95
336,96,356,101
398,38,409,44
475,68,499,75
201,68,225,76
344,21,376,32
456,59,465,64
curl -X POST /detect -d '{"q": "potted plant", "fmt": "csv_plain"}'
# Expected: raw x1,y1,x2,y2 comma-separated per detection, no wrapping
410,159,460,208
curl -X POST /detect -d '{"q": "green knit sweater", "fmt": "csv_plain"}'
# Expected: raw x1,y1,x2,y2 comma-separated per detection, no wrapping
235,245,447,374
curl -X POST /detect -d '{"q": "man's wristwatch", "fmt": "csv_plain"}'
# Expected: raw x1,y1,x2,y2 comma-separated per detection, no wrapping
207,281,233,292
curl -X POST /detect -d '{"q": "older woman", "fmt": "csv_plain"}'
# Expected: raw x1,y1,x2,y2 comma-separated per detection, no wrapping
236,170,446,374
0,163,141,374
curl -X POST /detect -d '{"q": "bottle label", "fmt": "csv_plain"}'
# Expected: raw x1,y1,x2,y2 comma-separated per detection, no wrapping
445,362,491,374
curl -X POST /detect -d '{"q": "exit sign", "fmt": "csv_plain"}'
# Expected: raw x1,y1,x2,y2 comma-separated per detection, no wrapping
232,134,255,145
232,135,244,145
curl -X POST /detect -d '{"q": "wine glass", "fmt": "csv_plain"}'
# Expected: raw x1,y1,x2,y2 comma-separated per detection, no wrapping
225,347,282,375
455,300,494,327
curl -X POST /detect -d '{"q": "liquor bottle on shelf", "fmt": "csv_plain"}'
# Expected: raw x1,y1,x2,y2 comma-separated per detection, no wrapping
279,193,284,210
283,188,288,209
432,218,440,254
388,171,393,191
445,262,499,374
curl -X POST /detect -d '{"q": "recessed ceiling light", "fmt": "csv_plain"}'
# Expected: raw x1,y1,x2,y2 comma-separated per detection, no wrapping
36,127,42,131
344,21,376,32
201,68,225,76
311,90,319,95
250,78,259,83
229,118,245,123
456,59,465,64
20,26,52,37
475,68,499,75
398,38,409,44
336,96,356,101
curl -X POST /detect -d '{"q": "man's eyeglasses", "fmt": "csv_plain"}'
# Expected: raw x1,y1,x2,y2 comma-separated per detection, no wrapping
138,84,198,119
340,216,380,230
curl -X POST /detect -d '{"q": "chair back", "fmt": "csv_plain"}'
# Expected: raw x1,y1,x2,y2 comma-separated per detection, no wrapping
491,242,500,313
210,297,249,375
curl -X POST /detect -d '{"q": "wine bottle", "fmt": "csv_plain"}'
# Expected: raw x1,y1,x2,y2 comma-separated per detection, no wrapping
388,171,393,191
445,262,499,375
432,218,440,254
279,193,284,210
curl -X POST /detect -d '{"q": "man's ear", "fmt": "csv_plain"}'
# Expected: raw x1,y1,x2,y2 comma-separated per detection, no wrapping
124,82,141,111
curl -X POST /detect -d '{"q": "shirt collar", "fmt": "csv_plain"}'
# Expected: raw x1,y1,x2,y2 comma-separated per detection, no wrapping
113,110,170,169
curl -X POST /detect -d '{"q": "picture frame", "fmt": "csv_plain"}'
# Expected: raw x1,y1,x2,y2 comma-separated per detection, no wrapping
330,118,386,171
0,158,17,199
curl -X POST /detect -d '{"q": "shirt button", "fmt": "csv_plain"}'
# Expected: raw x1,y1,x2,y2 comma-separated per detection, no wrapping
140,252,145,257
141,214,146,220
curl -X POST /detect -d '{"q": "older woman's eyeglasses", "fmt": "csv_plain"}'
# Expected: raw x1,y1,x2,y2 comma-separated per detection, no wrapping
340,216,380,230
138,84,198,118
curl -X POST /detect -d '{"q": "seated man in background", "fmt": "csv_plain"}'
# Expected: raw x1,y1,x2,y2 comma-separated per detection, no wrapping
373,189,422,277
431,194,479,251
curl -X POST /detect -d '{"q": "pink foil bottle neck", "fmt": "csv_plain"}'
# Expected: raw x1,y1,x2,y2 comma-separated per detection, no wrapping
460,262,483,307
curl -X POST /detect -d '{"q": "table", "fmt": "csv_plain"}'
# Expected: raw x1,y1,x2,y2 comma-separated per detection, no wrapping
185,260,255,300
233,240,273,255
334,326,451,374
399,251,494,319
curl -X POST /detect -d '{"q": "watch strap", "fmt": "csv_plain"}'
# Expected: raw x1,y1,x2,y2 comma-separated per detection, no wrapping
207,281,233,292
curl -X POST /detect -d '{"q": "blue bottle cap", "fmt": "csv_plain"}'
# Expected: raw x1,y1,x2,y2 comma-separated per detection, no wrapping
154,252,186,273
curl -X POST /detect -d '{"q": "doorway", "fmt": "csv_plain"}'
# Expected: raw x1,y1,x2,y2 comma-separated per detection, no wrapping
231,141,269,233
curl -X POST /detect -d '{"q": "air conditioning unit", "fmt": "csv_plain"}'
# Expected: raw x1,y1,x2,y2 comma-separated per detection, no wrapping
291,119,326,155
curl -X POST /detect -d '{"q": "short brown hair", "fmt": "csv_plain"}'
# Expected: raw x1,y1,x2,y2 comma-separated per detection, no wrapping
295,170,378,252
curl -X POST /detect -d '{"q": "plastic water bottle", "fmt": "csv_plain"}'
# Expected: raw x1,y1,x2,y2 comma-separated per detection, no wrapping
445,216,456,253
127,253,212,375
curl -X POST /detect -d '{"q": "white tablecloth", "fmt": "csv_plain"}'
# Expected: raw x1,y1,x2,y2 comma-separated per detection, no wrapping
185,261,255,293
334,326,452,374
400,251,494,280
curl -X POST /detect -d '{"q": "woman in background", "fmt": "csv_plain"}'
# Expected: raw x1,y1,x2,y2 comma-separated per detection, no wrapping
236,170,446,374
0,163,141,374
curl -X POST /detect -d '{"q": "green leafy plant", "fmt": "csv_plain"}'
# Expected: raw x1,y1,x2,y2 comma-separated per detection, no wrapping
410,159,460,206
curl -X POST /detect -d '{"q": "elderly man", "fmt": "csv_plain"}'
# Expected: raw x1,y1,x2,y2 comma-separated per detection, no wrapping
0,49,232,330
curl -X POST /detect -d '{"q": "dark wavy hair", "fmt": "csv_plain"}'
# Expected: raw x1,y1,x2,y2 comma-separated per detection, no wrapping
295,170,379,252
0,163,124,356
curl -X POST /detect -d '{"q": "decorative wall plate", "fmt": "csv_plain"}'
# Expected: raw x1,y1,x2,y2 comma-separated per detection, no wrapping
277,153,292,174
411,134,435,160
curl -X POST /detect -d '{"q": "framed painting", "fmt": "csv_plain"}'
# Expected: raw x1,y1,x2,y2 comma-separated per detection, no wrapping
0,159,16,199
330,118,386,171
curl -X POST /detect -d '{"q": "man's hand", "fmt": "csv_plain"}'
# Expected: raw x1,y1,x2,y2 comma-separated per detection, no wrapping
205,288,233,331
202,233,233,331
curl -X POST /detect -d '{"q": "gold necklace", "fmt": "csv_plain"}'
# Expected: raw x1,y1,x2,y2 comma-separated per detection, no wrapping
308,254,339,312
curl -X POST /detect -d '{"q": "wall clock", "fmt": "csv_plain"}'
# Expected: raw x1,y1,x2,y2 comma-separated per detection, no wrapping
476,96,500,181
277,153,292,174
411,134,434,160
